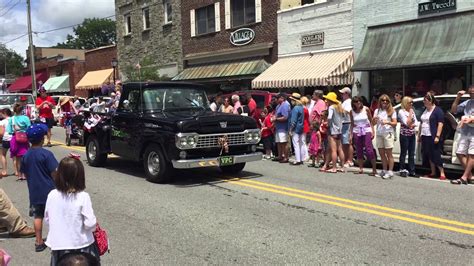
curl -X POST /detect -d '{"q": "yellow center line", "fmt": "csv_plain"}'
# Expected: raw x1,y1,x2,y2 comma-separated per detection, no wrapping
50,140,119,158
231,178,474,229
222,178,474,236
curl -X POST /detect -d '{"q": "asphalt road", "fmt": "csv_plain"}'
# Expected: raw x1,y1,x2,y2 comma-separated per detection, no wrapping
1,128,473,265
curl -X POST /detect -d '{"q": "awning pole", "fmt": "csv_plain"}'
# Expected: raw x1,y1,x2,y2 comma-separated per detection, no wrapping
402,69,406,96
27,0,37,97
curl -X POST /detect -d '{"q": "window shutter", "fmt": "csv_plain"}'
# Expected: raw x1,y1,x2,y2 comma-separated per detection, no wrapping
255,0,262,23
190,9,196,37
225,0,231,29
215,2,221,32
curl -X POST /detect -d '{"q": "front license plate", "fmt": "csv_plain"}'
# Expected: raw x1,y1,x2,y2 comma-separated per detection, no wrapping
219,156,234,166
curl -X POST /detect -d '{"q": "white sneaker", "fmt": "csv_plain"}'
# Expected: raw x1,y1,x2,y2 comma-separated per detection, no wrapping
382,171,394,179
375,171,385,178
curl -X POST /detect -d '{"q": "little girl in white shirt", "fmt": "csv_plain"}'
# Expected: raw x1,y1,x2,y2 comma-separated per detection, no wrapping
45,155,100,265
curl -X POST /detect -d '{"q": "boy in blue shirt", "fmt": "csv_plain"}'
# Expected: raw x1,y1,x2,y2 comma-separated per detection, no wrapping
21,123,58,252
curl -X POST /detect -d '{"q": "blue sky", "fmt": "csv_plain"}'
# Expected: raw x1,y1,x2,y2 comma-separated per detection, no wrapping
1,0,115,58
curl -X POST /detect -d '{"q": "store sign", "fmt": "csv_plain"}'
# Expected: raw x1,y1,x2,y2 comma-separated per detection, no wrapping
301,32,324,47
230,28,255,46
418,0,456,15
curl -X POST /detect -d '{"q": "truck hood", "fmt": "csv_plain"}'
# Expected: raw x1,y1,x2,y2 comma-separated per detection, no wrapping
146,111,257,134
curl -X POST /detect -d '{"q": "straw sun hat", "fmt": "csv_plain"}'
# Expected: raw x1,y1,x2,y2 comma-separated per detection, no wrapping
323,92,340,104
60,96,70,106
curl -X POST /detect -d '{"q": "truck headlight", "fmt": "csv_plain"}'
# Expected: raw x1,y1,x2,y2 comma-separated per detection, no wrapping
176,133,199,149
244,129,261,144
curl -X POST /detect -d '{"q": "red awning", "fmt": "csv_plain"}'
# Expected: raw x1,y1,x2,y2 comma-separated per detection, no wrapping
9,72,48,93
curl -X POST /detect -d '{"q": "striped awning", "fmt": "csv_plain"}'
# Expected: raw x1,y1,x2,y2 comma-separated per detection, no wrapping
252,49,354,89
172,59,270,81
75,68,113,90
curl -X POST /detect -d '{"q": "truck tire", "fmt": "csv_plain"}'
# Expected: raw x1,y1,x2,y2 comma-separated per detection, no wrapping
86,135,107,167
143,144,170,183
220,163,246,174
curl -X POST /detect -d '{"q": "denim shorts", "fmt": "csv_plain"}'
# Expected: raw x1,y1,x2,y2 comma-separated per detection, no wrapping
341,123,351,145
2,140,10,150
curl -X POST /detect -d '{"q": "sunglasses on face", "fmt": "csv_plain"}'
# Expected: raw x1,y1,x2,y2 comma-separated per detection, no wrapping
381,99,389,103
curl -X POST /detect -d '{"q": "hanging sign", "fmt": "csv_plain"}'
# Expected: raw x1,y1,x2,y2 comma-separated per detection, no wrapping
230,28,255,46
301,32,324,47
418,0,456,15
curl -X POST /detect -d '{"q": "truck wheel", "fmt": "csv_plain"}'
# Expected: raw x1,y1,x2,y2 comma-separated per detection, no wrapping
220,163,246,174
86,136,107,167
143,145,170,183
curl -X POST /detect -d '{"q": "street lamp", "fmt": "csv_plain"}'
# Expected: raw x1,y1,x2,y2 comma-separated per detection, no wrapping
111,58,118,85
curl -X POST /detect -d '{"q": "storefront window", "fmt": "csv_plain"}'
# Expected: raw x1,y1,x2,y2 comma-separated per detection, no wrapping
370,69,402,98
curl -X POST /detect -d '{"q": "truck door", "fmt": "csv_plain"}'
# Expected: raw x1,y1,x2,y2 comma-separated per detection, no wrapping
111,89,142,158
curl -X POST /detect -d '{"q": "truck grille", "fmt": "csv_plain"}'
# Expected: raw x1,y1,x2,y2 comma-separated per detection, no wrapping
196,133,246,148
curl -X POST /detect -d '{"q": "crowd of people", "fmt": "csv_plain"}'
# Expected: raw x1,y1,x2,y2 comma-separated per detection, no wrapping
209,86,474,184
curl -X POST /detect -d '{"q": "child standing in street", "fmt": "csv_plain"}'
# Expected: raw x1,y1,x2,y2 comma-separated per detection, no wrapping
0,108,13,177
21,123,58,252
45,156,100,265
308,120,322,167
260,106,274,159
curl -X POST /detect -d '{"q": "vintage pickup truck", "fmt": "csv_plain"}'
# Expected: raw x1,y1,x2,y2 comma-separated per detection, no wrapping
84,82,262,183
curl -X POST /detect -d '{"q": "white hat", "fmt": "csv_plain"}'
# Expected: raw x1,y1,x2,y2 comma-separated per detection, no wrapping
339,87,352,94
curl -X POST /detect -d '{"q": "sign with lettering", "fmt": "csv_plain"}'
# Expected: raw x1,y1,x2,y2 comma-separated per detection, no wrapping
301,32,324,47
230,28,255,46
418,0,456,15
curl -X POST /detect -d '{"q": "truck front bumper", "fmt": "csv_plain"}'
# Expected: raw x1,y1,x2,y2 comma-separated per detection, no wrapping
171,152,262,169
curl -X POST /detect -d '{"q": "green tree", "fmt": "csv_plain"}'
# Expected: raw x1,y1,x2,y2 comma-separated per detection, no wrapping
54,18,116,49
0,44,25,76
123,57,171,82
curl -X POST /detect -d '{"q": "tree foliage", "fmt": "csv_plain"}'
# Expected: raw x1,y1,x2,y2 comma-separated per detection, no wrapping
123,57,171,82
0,44,25,76
54,18,116,49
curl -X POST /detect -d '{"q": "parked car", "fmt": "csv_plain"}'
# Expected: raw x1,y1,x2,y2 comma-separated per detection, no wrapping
372,94,469,171
84,82,262,183
222,90,276,119
81,96,111,113
0,93,37,120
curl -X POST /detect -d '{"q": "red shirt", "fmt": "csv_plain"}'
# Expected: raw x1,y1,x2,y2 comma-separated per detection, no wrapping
303,107,310,134
248,98,257,116
261,114,274,138
36,96,56,119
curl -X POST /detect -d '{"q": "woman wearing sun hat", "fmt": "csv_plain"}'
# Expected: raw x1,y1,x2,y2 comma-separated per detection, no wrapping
289,93,307,165
320,92,345,173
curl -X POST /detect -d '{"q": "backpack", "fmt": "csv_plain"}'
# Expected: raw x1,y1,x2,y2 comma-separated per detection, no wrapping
93,224,109,256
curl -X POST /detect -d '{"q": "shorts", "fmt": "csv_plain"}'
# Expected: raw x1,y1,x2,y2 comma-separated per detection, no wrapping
262,135,274,151
29,204,45,219
341,123,351,145
44,118,55,129
376,133,394,149
2,140,10,150
275,131,288,143
456,135,474,155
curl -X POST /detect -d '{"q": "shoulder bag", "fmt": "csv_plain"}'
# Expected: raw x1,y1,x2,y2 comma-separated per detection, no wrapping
12,117,28,144
93,223,109,256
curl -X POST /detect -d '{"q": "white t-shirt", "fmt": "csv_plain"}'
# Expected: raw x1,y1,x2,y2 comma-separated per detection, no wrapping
420,109,433,136
374,109,396,135
0,118,12,141
341,98,352,123
45,190,97,250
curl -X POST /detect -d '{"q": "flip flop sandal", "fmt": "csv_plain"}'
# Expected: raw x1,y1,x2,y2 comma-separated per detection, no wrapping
326,169,337,173
450,179,468,185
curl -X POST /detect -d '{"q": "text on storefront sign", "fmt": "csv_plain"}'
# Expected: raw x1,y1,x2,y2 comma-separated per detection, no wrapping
230,28,255,46
301,32,324,47
418,0,456,15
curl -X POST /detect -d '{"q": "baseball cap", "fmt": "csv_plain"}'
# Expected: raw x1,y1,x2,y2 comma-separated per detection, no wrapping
26,123,48,144
19,96,28,101
277,92,287,99
339,87,351,94
38,86,46,93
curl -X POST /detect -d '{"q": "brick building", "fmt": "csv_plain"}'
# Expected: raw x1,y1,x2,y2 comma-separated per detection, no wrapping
352,0,474,99
115,0,182,80
173,0,279,92
253,0,354,94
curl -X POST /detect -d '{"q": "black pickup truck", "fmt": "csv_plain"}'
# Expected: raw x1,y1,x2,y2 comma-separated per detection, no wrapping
84,82,262,183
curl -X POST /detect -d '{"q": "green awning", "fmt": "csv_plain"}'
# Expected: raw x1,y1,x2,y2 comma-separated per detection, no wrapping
42,75,70,93
172,59,271,81
352,12,474,71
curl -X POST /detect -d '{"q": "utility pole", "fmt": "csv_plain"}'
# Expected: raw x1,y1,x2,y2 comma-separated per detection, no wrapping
27,0,37,97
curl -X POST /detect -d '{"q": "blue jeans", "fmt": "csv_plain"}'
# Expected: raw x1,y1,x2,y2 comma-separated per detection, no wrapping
399,134,415,173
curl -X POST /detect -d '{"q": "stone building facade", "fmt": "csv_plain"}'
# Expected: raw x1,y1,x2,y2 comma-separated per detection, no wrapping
175,0,279,92
352,0,474,98
115,0,182,80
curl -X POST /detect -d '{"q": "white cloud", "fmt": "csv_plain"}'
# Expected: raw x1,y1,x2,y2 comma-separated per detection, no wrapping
0,0,114,58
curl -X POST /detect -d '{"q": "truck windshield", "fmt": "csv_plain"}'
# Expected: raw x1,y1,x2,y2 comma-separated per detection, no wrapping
0,95,34,105
142,87,209,111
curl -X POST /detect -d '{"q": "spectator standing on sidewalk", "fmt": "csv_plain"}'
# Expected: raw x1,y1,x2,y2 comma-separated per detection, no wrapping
398,96,419,177
232,95,241,115
450,85,474,184
221,97,234,113
272,93,291,163
339,87,354,167
418,92,447,180
21,123,59,252
8,104,31,180
0,108,13,177
310,90,326,123
35,87,56,147
247,93,257,118
373,94,397,179
0,188,35,238
289,93,306,165
350,96,376,175
321,92,345,173
260,106,274,160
